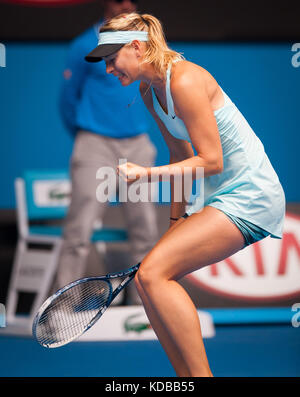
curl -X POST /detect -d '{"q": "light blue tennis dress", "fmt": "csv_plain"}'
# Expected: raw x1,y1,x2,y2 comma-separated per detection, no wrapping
151,62,285,244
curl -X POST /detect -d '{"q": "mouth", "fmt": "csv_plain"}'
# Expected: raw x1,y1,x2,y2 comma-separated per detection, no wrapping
114,72,127,81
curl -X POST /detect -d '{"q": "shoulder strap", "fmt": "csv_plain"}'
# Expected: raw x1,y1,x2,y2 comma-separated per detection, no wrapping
166,63,176,118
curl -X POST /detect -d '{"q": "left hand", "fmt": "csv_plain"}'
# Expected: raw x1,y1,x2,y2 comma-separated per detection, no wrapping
117,162,149,184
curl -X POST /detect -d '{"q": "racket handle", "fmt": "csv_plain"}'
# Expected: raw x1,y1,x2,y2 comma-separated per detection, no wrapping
107,262,141,279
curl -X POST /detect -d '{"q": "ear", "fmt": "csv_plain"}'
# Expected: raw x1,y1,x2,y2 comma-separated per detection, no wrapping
131,40,142,57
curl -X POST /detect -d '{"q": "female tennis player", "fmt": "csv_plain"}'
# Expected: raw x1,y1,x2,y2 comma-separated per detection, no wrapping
85,13,285,377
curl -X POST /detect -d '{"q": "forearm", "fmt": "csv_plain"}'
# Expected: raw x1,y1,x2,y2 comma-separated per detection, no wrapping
146,155,222,180
147,154,221,227
169,156,194,226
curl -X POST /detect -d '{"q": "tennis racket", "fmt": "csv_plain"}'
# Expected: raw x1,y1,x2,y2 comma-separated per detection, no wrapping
32,263,140,348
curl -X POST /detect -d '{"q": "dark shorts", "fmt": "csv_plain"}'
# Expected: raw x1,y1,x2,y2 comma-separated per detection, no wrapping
182,210,270,247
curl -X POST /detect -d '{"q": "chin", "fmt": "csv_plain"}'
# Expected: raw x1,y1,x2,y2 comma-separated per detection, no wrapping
121,77,133,87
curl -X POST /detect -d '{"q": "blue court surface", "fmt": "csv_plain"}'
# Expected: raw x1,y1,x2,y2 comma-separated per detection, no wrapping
0,324,299,377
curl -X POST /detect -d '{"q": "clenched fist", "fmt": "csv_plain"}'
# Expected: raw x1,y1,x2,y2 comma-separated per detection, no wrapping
117,162,149,184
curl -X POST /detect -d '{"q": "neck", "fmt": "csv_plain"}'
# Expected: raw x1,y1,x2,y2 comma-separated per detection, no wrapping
139,63,166,92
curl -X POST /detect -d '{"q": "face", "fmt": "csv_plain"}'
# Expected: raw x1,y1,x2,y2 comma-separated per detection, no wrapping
104,0,137,19
104,42,142,86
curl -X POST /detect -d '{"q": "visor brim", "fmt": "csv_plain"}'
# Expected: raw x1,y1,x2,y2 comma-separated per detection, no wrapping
85,43,124,63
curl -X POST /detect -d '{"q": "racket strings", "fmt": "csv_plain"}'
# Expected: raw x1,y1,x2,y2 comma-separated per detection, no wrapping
34,279,111,348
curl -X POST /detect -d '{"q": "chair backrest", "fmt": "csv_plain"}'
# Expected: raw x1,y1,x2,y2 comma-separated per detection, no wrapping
15,169,129,240
15,170,71,238
22,170,71,220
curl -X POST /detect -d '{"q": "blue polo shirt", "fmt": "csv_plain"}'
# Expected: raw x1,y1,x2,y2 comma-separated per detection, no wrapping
59,21,149,138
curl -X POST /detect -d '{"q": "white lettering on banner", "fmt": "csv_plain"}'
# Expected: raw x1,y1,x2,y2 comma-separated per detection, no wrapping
187,213,300,301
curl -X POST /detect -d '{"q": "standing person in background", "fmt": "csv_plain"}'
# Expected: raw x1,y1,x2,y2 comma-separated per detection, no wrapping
55,0,158,304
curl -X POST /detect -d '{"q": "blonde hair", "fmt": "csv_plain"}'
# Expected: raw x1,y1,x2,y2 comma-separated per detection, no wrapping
100,13,184,76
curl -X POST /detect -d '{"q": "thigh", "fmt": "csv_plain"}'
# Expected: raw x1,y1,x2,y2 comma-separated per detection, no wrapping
118,135,159,245
122,199,158,243
72,131,117,166
64,161,108,241
141,206,246,281
68,132,119,224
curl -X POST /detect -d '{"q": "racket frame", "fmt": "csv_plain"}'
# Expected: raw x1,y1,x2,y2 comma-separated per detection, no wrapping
32,263,140,347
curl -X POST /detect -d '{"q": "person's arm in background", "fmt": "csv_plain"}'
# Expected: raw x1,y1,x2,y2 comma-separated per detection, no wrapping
59,35,89,135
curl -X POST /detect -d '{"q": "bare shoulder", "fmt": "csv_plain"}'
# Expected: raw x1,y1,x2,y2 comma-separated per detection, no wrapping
171,60,217,94
170,60,221,107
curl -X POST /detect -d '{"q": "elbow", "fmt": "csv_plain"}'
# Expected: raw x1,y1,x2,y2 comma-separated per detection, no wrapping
214,159,223,174
200,156,223,175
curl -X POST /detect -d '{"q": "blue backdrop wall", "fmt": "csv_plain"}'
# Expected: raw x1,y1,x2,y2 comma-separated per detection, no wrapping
0,41,299,208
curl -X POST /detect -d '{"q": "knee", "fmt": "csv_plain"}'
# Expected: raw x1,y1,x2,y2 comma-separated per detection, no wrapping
134,259,156,292
135,252,170,292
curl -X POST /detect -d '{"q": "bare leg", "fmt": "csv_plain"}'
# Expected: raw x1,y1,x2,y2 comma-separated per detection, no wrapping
135,280,190,376
135,273,212,377
134,217,190,376
135,206,245,377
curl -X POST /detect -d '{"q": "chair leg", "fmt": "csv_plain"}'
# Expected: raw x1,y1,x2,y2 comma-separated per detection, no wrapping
29,239,63,321
6,239,27,324
6,237,63,327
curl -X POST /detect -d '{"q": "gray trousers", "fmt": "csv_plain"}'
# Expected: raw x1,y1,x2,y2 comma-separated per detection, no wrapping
54,131,158,303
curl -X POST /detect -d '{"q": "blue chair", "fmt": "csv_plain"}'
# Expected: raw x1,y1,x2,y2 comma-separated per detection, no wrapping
6,170,128,326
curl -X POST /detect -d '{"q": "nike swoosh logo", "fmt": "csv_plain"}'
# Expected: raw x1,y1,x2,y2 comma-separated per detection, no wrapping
172,115,176,119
